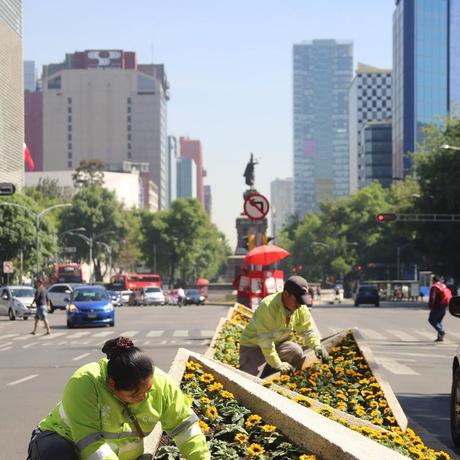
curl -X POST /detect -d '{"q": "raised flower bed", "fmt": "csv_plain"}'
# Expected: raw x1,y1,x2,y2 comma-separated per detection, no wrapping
145,349,407,460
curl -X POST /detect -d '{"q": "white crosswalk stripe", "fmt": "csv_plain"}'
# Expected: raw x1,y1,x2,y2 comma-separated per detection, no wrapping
173,330,188,338
119,331,139,338
361,328,386,340
67,331,91,338
200,330,215,337
146,330,164,338
376,357,419,375
388,330,419,341
0,333,19,340
92,331,115,338
40,332,66,340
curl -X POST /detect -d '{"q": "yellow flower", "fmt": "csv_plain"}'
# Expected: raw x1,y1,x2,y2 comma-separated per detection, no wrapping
245,414,262,428
206,406,218,419
207,382,223,392
320,364,329,371
234,433,249,444
299,455,317,460
261,424,276,432
247,443,265,457
198,420,209,433
200,397,212,405
199,373,215,384
220,390,234,399
280,374,290,382
183,373,195,380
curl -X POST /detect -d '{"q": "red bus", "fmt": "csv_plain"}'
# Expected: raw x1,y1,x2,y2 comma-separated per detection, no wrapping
52,263,84,284
110,273,162,291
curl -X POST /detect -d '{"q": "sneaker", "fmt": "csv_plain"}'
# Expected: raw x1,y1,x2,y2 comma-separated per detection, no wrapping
434,336,444,342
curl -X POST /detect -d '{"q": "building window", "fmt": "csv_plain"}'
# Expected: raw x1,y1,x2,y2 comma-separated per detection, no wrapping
127,151,132,159
68,107,72,114
67,97,72,104
48,75,61,90
127,125,131,132
127,134,132,141
127,106,131,113
68,152,72,159
68,161,72,168
68,143,72,150
68,116,72,123
68,134,72,141
127,115,131,123
127,143,131,150
68,124,72,132
127,97,132,104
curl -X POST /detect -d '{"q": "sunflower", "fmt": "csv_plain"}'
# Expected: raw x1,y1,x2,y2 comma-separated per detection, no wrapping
205,406,218,419
246,443,265,457
299,455,317,460
234,433,249,444
207,382,223,392
245,414,262,428
183,373,195,380
199,373,214,384
220,390,234,399
261,424,276,432
200,396,212,405
198,420,210,433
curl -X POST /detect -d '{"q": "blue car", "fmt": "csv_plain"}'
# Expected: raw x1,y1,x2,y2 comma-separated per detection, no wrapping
66,286,115,328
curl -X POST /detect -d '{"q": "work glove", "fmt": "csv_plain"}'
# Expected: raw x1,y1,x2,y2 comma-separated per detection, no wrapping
277,361,295,375
314,346,330,364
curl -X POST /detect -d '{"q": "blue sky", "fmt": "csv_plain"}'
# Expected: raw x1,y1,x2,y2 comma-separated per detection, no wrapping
23,0,394,248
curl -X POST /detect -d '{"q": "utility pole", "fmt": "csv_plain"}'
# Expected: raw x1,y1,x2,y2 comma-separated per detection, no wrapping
153,244,157,273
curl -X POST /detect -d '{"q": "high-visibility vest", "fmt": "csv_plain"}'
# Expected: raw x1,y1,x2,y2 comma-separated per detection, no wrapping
39,359,210,460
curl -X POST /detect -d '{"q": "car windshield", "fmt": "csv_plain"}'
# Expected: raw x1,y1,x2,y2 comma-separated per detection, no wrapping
73,289,109,302
11,288,34,297
145,287,161,293
359,286,377,293
186,289,199,295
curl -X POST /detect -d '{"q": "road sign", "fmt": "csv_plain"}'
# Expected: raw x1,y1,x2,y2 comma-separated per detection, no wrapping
63,246,77,253
3,261,13,273
243,193,270,221
0,183,16,196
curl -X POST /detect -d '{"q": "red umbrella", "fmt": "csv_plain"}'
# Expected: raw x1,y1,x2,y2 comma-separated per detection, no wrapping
244,245,290,266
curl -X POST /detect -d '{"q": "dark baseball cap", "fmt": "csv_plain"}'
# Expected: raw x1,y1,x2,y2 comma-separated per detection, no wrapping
283,276,309,305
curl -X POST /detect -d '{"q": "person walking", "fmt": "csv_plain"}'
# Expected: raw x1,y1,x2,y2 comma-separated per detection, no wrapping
176,286,185,307
428,275,452,342
239,275,328,377
27,336,210,460
30,278,51,335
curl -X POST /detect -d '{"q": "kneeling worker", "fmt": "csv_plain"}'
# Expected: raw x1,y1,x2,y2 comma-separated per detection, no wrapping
239,276,329,377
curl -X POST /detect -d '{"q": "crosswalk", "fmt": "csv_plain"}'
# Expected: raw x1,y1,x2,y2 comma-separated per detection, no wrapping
0,328,214,352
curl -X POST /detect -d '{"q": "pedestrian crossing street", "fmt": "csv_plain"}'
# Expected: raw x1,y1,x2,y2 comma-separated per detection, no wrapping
0,327,216,352
0,323,458,376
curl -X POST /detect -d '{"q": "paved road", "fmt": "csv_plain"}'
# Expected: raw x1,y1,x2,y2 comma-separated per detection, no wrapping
0,305,227,460
1,301,459,459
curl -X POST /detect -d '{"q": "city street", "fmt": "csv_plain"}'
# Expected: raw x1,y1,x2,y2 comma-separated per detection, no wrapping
0,302,459,458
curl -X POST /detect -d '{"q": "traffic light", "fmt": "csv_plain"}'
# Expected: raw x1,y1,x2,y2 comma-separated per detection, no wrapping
0,182,16,196
261,233,274,245
376,213,397,223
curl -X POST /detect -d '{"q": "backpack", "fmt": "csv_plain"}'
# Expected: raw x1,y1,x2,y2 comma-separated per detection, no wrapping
435,282,452,306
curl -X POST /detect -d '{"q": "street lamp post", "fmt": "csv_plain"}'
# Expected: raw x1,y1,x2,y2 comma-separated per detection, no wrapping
0,202,71,276
441,143,460,151
97,241,112,280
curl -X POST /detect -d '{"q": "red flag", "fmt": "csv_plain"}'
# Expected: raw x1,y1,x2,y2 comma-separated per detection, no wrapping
24,142,35,171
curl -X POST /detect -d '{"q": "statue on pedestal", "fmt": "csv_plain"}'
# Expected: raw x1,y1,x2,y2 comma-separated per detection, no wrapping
243,153,258,188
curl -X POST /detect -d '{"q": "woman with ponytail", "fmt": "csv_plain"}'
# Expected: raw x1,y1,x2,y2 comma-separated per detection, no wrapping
27,336,210,460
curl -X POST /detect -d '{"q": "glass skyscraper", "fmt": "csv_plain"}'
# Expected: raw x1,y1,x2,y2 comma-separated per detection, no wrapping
393,0,460,179
293,40,353,217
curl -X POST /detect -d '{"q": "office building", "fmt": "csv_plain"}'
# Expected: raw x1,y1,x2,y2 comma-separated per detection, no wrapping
204,184,212,219
177,158,197,199
168,136,179,206
348,64,392,192
0,0,24,187
393,0,460,178
293,39,353,217
179,137,205,206
24,90,43,171
24,60,36,91
40,50,169,209
270,178,293,237
361,121,393,188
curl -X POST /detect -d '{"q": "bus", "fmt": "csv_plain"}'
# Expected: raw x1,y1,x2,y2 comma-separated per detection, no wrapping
110,273,162,291
52,263,84,284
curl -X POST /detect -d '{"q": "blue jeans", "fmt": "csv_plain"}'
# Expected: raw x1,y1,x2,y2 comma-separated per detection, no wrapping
428,307,446,336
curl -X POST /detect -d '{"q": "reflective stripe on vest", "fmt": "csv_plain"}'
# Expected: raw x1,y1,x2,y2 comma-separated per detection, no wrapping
76,432,102,451
86,443,115,460
173,422,202,447
58,401,70,426
167,412,198,438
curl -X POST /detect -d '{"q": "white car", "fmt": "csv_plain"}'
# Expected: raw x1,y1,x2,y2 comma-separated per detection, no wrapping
0,285,36,320
141,286,166,306
47,283,82,312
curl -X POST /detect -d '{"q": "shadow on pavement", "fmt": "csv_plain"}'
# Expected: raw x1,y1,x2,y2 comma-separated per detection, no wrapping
398,393,460,458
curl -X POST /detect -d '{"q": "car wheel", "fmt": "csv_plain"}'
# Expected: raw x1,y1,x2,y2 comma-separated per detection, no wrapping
8,308,16,320
110,322,115,327
375,302,380,307
354,302,359,307
23,316,29,320
451,367,460,446
66,320,74,329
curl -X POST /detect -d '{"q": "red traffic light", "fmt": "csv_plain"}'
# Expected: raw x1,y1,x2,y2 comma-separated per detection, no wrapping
376,213,397,223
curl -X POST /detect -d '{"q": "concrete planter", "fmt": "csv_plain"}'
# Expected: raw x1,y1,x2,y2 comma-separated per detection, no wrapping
144,349,407,459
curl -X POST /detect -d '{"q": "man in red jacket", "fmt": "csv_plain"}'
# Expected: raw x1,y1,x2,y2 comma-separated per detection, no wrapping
428,275,452,342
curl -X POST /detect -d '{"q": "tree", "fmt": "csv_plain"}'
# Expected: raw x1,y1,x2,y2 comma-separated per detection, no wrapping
60,186,128,281
0,194,57,280
72,160,105,188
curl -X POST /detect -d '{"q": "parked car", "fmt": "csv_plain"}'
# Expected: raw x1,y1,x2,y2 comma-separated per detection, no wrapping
140,286,166,306
185,289,206,306
353,285,380,307
449,296,460,446
66,285,115,328
47,283,82,312
0,285,36,320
